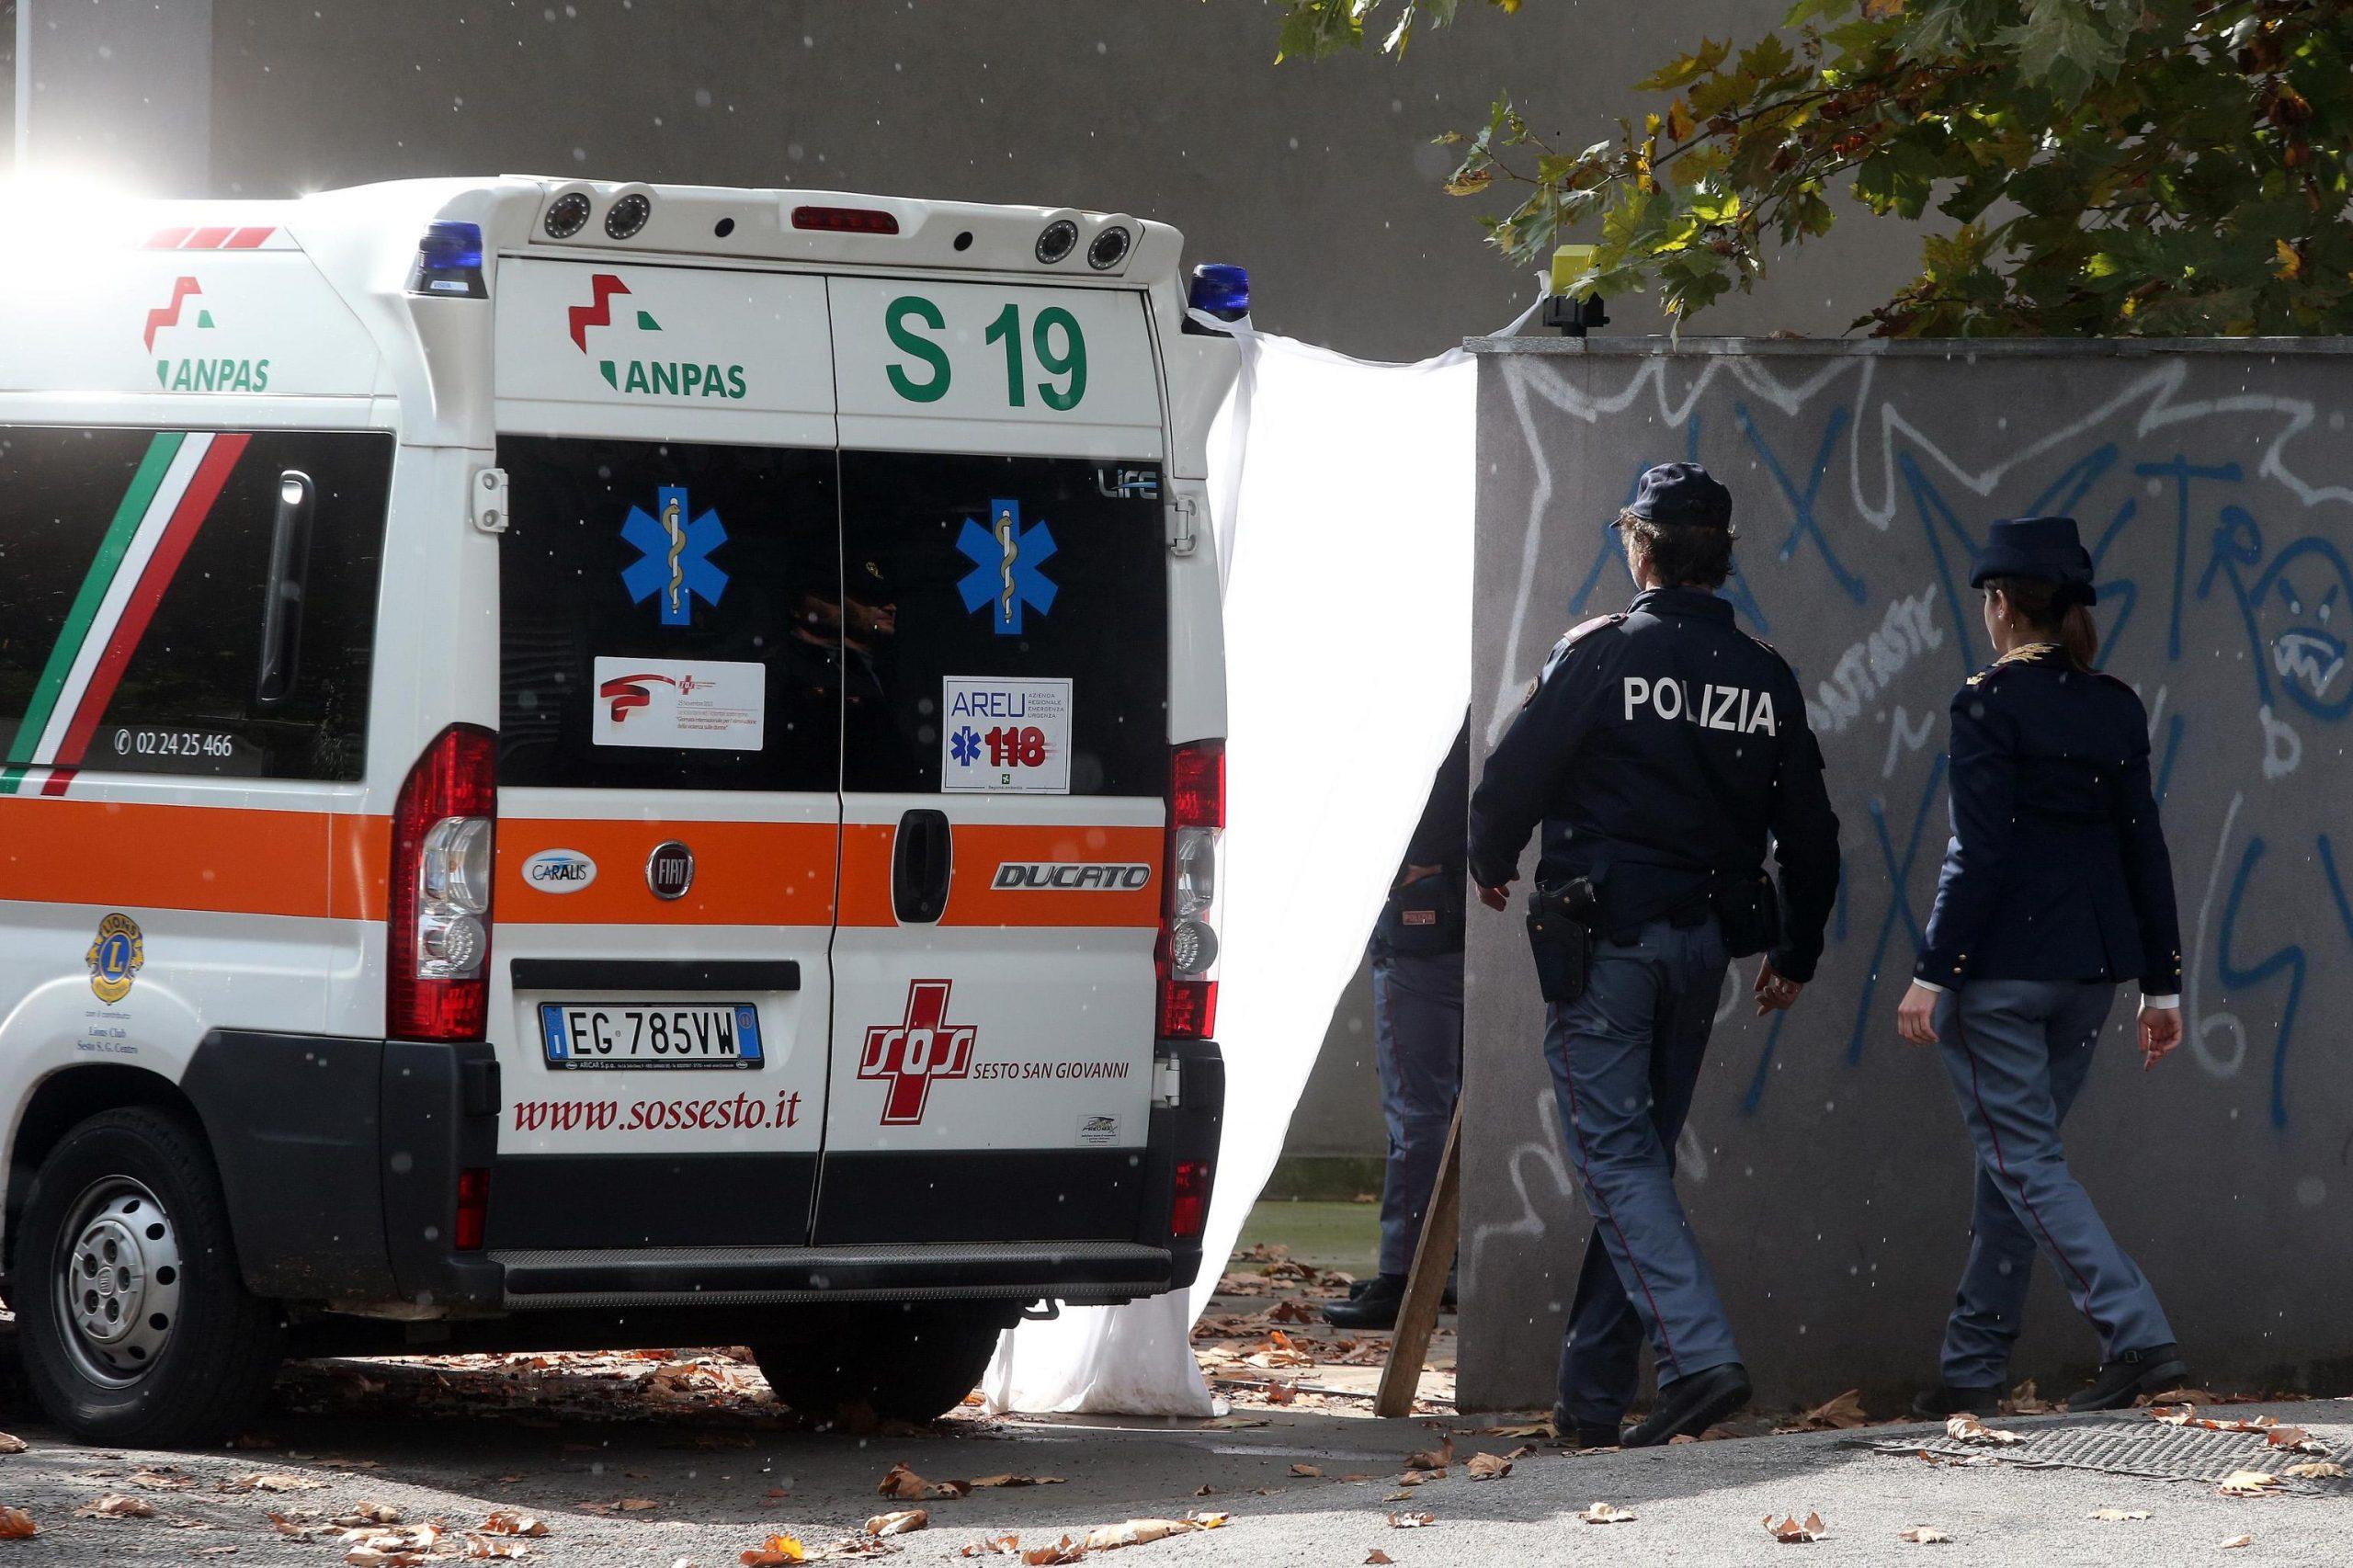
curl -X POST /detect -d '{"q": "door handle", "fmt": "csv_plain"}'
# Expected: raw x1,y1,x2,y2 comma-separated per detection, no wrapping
892,809,952,924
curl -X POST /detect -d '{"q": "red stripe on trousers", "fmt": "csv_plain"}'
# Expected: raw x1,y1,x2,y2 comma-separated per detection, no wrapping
1954,1008,2105,1340
42,435,250,794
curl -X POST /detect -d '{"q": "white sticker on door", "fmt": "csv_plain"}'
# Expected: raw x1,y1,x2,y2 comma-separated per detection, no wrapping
941,676,1073,794
593,657,766,751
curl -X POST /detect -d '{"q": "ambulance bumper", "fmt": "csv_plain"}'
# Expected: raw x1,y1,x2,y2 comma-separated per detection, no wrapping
491,1240,1176,1309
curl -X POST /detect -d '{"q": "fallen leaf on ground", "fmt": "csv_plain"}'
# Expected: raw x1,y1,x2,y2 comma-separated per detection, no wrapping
2266,1426,2327,1453
1246,1329,1314,1369
1397,1468,1445,1486
329,1505,403,1528
1580,1502,1635,1525
740,1537,808,1566
1794,1390,1868,1430
865,1509,928,1537
1262,1381,1299,1406
959,1535,1020,1558
0,1508,31,1539
130,1468,194,1491
1382,1491,1411,1502
1387,1511,1435,1528
1763,1511,1825,1543
878,1463,965,1501
1020,1539,1084,1566
481,1513,549,1538
0,1436,26,1456
2218,1471,2281,1497
221,1472,324,1494
964,1475,1064,1490
1079,1515,1225,1551
1486,1423,1550,1439
1896,1527,1952,1543
2002,1380,2052,1416
2089,1509,2152,1521
464,1538,529,1562
2221,1536,2253,1550
74,1494,154,1519
1366,1553,1394,1565
1465,1452,1512,1481
1403,1435,1455,1471
2285,1461,2347,1480
1289,1463,1322,1477
1944,1414,2023,1446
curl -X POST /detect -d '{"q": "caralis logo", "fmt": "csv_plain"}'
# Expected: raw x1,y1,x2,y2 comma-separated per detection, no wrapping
565,271,746,400
143,276,270,392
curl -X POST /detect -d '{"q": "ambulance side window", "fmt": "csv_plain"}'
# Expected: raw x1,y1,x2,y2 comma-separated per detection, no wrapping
0,426,391,783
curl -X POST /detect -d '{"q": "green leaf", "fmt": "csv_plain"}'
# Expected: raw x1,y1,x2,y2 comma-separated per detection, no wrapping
1735,33,1798,80
1635,38,1731,92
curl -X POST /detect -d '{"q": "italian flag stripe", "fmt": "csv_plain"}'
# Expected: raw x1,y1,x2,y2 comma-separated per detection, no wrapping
1,432,186,790
41,434,249,794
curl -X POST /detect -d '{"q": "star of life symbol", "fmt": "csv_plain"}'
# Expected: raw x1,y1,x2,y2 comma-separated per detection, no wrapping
949,726,983,767
957,498,1057,635
858,980,978,1125
621,484,728,626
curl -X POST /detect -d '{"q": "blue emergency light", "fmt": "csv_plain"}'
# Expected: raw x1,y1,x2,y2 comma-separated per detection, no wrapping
407,221,488,299
1188,263,1250,322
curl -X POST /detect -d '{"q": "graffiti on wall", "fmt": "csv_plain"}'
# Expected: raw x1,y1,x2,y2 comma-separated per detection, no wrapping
1467,347,2351,1297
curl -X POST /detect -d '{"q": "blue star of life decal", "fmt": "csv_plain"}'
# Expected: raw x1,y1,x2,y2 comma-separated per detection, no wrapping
621,484,729,627
949,726,983,767
956,498,1058,636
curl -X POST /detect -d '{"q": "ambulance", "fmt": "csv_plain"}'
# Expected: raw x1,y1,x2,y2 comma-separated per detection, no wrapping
0,176,1237,1443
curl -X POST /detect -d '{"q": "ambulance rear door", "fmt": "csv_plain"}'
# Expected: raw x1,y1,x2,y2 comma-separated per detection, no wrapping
814,276,1170,1245
487,257,841,1251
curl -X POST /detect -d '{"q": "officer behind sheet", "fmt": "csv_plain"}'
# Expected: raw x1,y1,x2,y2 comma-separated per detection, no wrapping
1468,461,1840,1449
1894,515,2189,1419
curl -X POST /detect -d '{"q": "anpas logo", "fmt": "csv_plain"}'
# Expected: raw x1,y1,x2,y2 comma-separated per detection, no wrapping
858,979,978,1126
956,498,1058,636
620,484,728,627
521,848,598,893
567,272,746,400
994,862,1152,892
144,276,269,392
598,668,710,722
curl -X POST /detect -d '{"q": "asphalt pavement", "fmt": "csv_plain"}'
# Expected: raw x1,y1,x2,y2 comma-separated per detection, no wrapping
0,1349,2342,1565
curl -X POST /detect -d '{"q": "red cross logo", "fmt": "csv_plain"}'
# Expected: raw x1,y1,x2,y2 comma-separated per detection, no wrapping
858,980,978,1125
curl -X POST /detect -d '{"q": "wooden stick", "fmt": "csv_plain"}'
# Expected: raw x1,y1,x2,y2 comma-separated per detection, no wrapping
1375,1101,1461,1419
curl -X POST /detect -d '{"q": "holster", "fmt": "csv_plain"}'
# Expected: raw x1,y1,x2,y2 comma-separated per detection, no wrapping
1526,877,1600,1005
1710,872,1781,959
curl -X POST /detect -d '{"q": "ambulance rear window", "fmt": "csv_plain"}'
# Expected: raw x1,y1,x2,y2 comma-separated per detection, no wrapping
495,435,841,793
0,425,391,784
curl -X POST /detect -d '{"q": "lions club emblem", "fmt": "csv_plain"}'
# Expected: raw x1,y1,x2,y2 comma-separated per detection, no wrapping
86,913,144,1005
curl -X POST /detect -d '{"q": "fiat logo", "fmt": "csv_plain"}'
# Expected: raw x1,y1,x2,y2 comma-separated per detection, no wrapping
646,840,695,900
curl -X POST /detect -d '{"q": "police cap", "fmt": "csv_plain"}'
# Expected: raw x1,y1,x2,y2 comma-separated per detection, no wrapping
1971,515,2097,606
1622,461,1733,530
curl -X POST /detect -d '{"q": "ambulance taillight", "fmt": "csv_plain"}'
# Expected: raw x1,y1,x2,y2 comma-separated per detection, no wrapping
1171,1160,1211,1240
1158,740,1224,1038
389,724,498,1041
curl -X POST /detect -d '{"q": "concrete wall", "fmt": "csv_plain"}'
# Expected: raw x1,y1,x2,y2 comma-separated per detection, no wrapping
1460,336,2353,1412
185,0,1916,360
13,0,210,192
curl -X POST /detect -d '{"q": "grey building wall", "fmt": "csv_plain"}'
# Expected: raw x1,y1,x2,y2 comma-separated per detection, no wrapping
184,0,1917,359
1460,336,2353,1412
13,0,210,192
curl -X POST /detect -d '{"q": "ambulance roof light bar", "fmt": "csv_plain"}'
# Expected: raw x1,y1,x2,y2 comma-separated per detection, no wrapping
407,221,487,300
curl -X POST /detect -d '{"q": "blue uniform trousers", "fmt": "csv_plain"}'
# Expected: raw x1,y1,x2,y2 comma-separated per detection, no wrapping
1547,916,1740,1426
1371,950,1463,1278
1933,980,2176,1387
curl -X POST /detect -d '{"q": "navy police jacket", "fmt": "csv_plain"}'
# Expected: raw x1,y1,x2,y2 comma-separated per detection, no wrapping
1916,648,2184,994
1468,587,1842,982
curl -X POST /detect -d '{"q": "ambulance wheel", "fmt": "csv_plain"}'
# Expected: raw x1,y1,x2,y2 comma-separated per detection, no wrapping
15,1107,284,1446
752,1305,1008,1425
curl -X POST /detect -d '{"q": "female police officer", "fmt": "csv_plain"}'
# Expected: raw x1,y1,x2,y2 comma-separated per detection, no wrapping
1894,515,2189,1416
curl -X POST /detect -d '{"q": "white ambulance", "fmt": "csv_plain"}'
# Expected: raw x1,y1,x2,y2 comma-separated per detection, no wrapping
0,176,1237,1443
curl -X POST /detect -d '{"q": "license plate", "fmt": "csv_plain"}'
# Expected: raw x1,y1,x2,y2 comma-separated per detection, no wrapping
540,1003,764,1070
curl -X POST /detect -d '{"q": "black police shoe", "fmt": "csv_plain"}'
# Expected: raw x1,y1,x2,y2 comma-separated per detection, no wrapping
1549,1405,1622,1449
1620,1362,1753,1448
2067,1343,2188,1413
1324,1274,1406,1329
1908,1383,2001,1420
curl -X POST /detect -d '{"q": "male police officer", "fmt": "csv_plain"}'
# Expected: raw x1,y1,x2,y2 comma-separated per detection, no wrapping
1469,462,1840,1448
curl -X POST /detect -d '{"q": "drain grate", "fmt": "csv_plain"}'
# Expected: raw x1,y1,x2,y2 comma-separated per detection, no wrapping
1850,1419,2352,1495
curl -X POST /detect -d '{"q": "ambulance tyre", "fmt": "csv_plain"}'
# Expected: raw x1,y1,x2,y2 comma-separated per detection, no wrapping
15,1107,285,1447
751,1305,1008,1425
